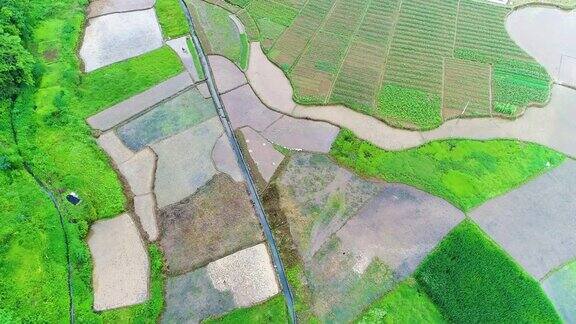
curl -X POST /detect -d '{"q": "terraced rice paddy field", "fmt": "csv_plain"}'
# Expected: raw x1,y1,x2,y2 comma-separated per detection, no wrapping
225,0,551,129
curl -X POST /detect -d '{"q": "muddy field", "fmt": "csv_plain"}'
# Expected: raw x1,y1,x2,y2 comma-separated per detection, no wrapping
159,174,263,274
117,87,216,151
80,9,163,71
471,160,576,279
152,117,223,208
162,244,279,322
268,152,465,321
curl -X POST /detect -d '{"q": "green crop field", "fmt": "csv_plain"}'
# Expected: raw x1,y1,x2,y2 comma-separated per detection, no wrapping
356,278,446,323
415,220,561,322
226,0,552,129
157,0,190,39
330,129,565,211
203,295,288,323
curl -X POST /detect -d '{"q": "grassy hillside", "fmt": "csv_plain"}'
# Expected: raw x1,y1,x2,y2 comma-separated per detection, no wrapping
1,0,180,321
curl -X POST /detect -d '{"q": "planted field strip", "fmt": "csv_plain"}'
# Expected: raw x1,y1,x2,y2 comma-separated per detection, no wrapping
455,0,550,111
245,0,300,27
384,0,458,95
456,0,528,61
290,30,349,103
191,0,244,66
330,0,400,112
268,0,334,70
290,0,368,103
244,0,302,50
442,57,491,119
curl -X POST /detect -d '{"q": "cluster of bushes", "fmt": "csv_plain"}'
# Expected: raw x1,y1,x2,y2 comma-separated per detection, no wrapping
0,0,35,102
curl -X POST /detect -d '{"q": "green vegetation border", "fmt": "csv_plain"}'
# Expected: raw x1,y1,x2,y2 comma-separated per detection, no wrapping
330,129,564,211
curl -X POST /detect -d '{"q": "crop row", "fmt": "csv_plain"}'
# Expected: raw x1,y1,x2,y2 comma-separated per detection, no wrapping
330,0,400,111
382,0,457,97
456,0,529,61
290,0,370,104
330,40,388,111
290,30,349,104
443,57,492,119
268,0,335,70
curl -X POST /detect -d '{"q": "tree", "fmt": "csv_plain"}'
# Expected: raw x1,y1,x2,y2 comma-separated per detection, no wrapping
0,31,34,100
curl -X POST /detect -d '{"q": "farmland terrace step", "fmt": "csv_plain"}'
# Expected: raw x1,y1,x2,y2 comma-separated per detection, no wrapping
87,72,194,131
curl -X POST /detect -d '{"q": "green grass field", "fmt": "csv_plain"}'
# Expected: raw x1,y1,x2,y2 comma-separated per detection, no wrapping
157,0,190,39
0,102,70,322
356,278,446,324
415,220,561,323
77,46,184,118
227,0,552,129
203,295,288,323
330,129,565,211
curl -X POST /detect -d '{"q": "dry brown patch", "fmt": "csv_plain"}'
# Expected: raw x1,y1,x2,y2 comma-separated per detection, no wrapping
159,174,263,275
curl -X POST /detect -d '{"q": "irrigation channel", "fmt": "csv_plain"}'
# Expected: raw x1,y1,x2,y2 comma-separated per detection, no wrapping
178,1,297,323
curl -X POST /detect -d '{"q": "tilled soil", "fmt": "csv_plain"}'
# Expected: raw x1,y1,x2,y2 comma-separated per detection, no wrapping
159,173,263,274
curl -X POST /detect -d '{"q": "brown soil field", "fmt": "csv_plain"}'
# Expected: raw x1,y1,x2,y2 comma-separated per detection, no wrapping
159,173,263,274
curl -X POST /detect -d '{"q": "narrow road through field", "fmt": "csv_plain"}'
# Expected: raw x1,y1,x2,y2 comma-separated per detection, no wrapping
177,1,297,323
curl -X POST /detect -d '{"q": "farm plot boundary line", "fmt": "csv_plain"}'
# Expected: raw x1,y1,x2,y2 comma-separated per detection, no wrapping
87,6,156,19
373,0,403,109
488,63,494,116
286,0,340,74
8,105,75,324
441,57,446,120
451,0,462,55
178,1,297,323
326,0,374,102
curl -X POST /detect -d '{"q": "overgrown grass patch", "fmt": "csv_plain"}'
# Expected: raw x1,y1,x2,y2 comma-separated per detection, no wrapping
356,278,446,324
190,0,245,68
187,37,206,79
239,33,250,70
330,129,565,211
156,0,190,39
202,295,288,323
415,220,561,323
77,46,183,118
0,103,70,322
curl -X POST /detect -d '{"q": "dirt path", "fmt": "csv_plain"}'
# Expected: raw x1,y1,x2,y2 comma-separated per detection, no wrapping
246,42,576,158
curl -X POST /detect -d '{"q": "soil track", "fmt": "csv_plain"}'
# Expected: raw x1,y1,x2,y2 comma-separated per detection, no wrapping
246,42,576,158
